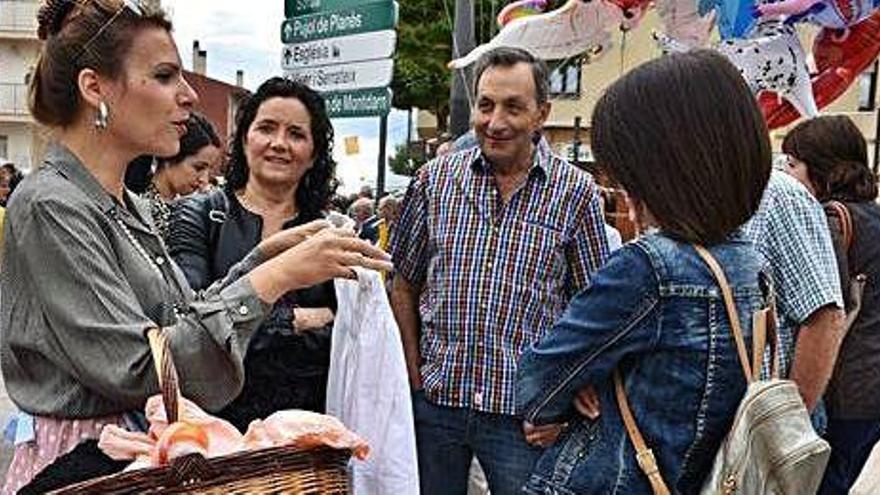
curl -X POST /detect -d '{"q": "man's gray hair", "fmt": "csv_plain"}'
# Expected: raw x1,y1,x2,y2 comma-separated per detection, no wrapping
472,47,549,106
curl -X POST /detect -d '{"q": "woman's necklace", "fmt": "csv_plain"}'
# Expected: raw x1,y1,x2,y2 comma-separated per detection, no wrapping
115,211,187,319
115,216,164,281
237,190,296,219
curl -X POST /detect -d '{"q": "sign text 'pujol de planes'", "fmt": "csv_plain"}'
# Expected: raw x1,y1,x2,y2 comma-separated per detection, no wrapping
281,1,398,44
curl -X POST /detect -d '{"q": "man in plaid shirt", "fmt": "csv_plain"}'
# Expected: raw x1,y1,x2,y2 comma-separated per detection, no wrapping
390,47,609,495
744,169,845,420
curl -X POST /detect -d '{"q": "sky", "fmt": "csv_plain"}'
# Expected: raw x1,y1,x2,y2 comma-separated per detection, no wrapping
161,0,414,194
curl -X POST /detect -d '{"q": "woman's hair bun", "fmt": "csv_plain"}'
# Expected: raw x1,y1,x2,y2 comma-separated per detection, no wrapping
37,0,77,40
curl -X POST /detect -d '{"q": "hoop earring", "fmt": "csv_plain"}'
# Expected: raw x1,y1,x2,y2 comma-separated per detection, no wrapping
94,101,109,130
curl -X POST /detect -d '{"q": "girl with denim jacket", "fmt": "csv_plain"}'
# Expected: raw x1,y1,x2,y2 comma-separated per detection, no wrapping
516,50,773,494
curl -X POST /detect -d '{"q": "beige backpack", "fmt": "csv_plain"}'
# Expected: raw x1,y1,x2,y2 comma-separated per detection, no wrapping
615,245,831,495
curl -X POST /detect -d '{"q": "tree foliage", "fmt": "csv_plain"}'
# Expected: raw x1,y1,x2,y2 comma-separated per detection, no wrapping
388,142,427,177
392,0,504,132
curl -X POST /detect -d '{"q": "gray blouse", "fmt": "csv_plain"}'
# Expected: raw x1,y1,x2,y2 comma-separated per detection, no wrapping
0,143,270,418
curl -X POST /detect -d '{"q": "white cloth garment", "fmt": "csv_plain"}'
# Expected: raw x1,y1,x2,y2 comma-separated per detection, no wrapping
605,223,623,253
851,440,880,494
327,268,419,495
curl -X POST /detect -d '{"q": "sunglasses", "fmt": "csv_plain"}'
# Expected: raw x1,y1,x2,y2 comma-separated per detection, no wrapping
76,0,144,61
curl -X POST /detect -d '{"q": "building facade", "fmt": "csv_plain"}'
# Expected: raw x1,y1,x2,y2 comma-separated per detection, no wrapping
0,0,249,174
0,0,42,172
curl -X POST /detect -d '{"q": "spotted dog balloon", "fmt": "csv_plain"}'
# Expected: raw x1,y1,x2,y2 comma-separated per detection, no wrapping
655,21,818,119
718,22,819,117
761,9,880,128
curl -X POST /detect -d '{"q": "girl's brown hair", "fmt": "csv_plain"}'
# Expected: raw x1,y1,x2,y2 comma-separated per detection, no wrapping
592,50,771,245
783,115,877,202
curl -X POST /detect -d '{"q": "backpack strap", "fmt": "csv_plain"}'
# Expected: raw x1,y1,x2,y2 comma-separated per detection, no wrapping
692,245,757,383
615,244,777,494
826,200,853,253
614,370,671,495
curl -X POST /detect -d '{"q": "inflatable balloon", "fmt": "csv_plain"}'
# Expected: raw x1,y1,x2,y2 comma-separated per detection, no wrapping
450,0,621,69
656,22,818,118
656,0,715,48
756,0,879,29
607,0,654,30
761,9,880,128
698,0,757,38
497,0,550,27
719,23,818,118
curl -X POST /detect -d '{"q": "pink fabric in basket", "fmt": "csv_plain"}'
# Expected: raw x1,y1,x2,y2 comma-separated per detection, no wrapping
98,395,369,470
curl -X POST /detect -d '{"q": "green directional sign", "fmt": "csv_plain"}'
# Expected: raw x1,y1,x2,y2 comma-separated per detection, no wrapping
286,0,391,17
324,88,392,118
281,1,398,44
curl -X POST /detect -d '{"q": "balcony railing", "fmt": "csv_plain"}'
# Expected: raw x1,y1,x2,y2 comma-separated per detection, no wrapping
0,83,30,116
0,0,38,33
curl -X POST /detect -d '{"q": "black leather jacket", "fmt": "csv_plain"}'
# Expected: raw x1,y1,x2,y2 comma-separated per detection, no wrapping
168,189,335,430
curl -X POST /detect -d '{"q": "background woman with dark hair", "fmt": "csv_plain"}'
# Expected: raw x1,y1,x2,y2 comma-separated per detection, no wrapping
143,112,221,238
517,50,772,494
0,163,23,207
781,115,880,494
169,77,340,431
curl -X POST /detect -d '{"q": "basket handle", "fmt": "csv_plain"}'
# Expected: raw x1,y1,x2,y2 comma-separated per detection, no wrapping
147,328,182,424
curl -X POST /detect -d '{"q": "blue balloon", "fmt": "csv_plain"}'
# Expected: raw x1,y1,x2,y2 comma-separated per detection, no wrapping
701,0,759,38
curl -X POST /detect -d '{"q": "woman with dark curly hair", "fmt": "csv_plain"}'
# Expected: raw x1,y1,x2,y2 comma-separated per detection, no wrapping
168,77,341,430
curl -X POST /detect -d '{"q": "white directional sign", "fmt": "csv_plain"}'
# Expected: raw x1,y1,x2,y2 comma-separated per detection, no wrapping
282,30,396,69
284,58,394,92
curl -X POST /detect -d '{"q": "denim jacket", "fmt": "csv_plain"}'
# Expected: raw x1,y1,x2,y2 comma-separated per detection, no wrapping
516,232,771,494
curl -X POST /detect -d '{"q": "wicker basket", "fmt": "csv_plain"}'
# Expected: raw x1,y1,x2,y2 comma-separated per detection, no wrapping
51,329,351,494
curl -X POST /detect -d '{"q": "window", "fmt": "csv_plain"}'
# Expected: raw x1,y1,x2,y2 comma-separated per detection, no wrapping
548,58,582,98
0,135,8,161
858,62,877,111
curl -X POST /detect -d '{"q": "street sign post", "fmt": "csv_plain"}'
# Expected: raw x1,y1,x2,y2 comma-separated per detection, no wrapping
282,30,396,69
284,58,394,92
323,88,393,119
286,0,388,17
283,0,398,199
281,1,398,44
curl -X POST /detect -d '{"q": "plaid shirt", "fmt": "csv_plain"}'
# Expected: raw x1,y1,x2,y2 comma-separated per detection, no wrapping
743,170,843,375
391,140,609,415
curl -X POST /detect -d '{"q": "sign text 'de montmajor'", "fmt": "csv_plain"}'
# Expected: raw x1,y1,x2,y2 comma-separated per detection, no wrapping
323,88,392,118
